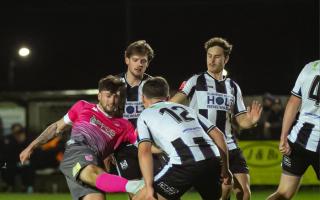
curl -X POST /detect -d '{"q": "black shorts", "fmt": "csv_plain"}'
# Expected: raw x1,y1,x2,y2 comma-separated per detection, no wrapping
229,148,249,174
282,142,320,179
229,149,249,174
59,141,103,200
113,143,168,180
153,157,222,200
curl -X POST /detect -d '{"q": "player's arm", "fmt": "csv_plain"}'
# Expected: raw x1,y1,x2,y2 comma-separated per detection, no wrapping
138,141,155,199
208,127,229,169
20,118,70,164
208,127,232,185
136,115,157,200
279,95,301,155
197,113,231,180
126,122,163,155
235,101,262,129
151,145,163,154
279,63,305,155
170,92,187,104
170,78,194,105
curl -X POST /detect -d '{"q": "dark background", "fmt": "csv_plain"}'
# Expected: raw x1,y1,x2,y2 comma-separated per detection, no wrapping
0,0,318,95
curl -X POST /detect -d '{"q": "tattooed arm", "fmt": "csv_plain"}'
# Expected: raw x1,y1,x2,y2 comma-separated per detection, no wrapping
20,118,70,164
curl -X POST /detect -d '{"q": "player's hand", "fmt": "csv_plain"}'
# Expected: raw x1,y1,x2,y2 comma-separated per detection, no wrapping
103,154,115,172
20,146,33,165
246,101,262,125
279,138,291,155
145,186,156,200
221,169,233,186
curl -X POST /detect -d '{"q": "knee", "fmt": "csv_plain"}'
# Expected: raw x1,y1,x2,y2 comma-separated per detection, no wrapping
275,190,295,200
243,187,251,200
79,164,102,182
242,189,251,200
234,185,251,200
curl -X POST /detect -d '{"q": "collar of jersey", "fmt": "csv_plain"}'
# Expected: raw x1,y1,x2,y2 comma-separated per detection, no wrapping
205,71,226,82
150,101,166,108
124,73,145,87
96,104,112,118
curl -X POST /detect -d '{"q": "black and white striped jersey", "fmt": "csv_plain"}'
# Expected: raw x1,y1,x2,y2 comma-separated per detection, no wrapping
118,73,151,127
179,72,247,150
137,101,220,165
288,60,320,152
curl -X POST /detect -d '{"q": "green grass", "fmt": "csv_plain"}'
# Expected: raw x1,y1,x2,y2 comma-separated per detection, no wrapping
0,189,319,200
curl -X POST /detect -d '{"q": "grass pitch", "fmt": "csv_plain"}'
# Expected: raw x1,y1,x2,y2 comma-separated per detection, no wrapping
0,189,319,200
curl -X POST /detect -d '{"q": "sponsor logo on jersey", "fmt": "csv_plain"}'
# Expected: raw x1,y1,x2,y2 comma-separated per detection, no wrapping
206,92,234,111
124,101,144,119
303,112,320,119
84,154,93,161
90,116,116,138
158,182,179,195
72,162,81,177
113,121,121,127
182,126,202,133
92,107,98,112
120,160,128,170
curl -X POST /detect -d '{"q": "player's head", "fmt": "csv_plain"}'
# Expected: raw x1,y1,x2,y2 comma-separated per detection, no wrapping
272,98,282,112
125,40,154,79
11,123,26,143
98,75,126,117
142,76,169,108
204,37,232,75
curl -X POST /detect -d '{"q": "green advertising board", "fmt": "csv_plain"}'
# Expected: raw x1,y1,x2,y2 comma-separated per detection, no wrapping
238,141,320,185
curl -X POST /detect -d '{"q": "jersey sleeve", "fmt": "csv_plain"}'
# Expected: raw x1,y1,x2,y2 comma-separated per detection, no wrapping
63,100,86,125
124,121,137,144
197,113,216,134
137,114,153,144
233,82,247,117
291,64,308,98
179,75,197,97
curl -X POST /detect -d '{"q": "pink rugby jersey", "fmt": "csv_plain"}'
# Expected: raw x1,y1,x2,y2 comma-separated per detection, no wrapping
63,100,137,159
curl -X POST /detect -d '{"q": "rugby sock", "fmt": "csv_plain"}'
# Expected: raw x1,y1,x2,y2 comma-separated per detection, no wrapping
125,179,145,194
96,173,128,193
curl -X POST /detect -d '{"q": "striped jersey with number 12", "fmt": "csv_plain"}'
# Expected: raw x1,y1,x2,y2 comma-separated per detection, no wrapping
137,101,221,165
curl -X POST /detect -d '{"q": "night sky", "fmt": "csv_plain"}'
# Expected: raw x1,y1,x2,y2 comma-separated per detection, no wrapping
0,0,318,95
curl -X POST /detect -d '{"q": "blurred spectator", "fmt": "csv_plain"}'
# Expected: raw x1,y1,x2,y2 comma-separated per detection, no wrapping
2,123,35,193
0,117,5,190
238,93,282,140
0,117,4,165
262,93,275,113
0,117,3,140
32,133,67,171
254,93,276,140
264,98,284,140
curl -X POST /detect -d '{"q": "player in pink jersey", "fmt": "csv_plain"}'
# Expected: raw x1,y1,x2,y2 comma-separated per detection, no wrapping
20,75,144,200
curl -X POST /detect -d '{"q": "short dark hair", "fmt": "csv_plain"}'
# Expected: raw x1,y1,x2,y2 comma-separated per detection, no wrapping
142,76,169,99
125,40,154,62
98,75,126,117
98,75,125,93
204,37,233,57
11,123,25,134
